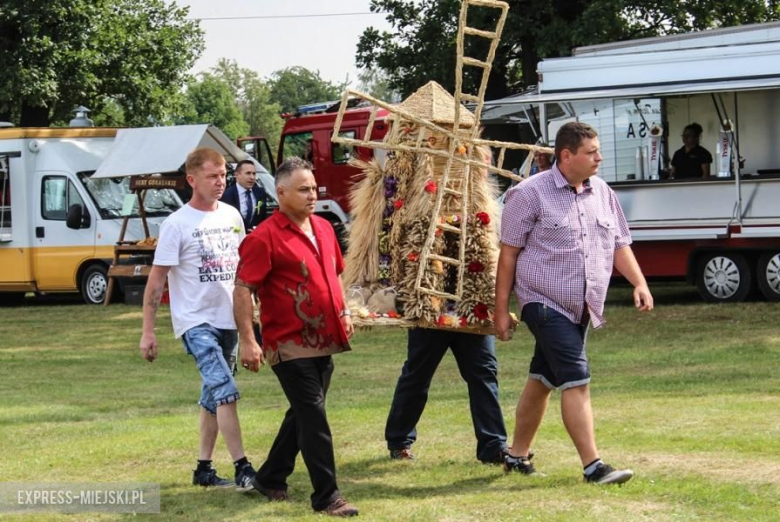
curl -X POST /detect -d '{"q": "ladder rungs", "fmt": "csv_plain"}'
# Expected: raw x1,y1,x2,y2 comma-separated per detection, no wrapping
468,0,507,8
462,57,489,69
463,27,497,39
417,287,462,301
459,93,480,103
364,106,379,141
427,254,461,266
437,223,461,234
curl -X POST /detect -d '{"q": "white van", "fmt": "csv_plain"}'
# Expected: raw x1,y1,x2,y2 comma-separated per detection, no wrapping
0,127,182,304
0,124,266,305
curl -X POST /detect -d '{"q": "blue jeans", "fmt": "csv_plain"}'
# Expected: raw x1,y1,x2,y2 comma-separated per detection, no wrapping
385,328,507,462
181,324,239,415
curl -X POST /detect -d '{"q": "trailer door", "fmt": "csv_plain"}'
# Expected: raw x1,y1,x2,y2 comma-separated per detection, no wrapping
0,154,34,287
32,172,96,291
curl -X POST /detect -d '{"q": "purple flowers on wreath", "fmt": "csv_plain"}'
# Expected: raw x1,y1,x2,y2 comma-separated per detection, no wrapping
378,175,400,284
383,177,400,216
384,177,399,199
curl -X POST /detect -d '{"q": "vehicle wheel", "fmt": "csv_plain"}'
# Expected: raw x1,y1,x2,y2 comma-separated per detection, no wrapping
80,264,108,305
0,292,25,306
757,251,780,301
696,252,751,303
332,221,348,254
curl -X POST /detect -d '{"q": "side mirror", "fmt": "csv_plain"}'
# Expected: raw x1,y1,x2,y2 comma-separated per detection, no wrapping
66,204,90,229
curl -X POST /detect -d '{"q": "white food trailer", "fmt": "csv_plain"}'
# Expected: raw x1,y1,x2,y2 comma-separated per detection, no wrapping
484,21,780,302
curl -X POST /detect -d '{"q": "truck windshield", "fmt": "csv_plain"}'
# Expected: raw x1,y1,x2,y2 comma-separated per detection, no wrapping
78,172,181,219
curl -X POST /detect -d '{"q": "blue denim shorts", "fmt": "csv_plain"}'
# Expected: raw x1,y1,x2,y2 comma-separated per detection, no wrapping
181,324,240,415
521,303,590,390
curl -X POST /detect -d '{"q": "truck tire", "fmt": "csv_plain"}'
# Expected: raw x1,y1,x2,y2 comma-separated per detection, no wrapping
0,292,25,306
757,251,780,301
80,264,108,305
696,252,751,303
331,221,348,253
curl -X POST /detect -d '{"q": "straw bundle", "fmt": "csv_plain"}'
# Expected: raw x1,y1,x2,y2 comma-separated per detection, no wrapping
342,158,386,289
388,81,476,128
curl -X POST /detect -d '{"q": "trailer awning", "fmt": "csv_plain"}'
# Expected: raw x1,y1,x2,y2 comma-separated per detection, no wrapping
483,75,780,108
92,124,248,178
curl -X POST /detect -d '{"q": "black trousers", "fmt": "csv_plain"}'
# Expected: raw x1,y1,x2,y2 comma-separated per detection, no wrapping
255,356,340,511
385,328,507,462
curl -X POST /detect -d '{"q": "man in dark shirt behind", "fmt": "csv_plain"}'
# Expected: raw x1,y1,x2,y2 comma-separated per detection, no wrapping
221,160,268,232
670,123,712,179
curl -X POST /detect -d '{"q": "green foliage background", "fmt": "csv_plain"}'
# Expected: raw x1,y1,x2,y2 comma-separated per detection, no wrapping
357,0,780,99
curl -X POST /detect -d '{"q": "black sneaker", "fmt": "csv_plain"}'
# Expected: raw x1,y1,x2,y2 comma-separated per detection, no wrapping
484,447,535,465
235,462,256,492
584,463,633,485
389,448,415,460
503,454,544,476
192,468,233,488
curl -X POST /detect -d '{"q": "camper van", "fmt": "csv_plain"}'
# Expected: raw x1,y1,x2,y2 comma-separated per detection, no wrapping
0,127,182,305
0,124,265,305
484,21,780,303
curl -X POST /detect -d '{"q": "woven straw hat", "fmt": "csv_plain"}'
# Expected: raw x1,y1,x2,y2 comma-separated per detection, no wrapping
390,81,476,128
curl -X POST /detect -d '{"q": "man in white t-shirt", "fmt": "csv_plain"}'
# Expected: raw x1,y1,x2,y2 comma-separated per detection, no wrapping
139,147,256,491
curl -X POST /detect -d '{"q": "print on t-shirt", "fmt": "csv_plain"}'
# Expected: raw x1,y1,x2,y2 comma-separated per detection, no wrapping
193,225,241,283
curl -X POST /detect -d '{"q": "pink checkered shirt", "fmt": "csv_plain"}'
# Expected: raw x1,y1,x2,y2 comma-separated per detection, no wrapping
501,164,632,328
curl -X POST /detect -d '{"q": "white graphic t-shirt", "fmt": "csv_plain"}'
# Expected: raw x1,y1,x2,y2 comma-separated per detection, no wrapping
154,202,245,338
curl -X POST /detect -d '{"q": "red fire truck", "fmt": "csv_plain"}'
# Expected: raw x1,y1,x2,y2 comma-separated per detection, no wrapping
238,100,389,247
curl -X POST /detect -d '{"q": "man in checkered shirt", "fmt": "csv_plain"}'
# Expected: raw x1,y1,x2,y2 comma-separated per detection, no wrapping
495,122,654,485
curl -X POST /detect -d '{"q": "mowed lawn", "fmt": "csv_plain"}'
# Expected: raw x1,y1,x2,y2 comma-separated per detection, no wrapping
1,284,779,521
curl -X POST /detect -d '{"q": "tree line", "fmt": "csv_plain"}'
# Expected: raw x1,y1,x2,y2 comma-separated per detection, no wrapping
358,0,780,100
0,0,348,152
2,0,779,151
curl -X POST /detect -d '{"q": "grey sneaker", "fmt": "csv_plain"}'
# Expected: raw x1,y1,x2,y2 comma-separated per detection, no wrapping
192,468,233,488
584,463,634,485
503,454,544,476
235,462,256,492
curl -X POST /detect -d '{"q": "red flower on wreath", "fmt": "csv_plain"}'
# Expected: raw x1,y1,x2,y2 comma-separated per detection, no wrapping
407,251,419,262
459,316,468,327
388,311,399,318
473,303,490,321
393,199,404,210
476,212,491,226
468,261,485,273
424,180,437,193
436,315,447,326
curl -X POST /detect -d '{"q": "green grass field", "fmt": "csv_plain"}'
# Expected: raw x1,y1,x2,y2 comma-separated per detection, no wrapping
1,283,779,521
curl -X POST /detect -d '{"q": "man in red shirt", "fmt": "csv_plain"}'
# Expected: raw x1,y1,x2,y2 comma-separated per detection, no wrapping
234,157,358,517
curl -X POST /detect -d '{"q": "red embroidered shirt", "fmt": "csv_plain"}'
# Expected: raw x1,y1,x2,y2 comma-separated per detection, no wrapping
236,211,350,365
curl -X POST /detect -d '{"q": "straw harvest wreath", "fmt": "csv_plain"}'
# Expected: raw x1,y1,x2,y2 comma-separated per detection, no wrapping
333,0,553,334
